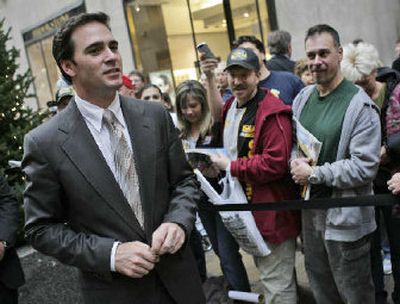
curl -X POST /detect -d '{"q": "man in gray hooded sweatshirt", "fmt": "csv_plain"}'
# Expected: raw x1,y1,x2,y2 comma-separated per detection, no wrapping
290,24,381,304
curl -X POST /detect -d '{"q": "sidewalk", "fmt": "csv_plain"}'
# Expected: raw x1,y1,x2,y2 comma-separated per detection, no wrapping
204,248,395,303
204,249,315,303
17,245,395,303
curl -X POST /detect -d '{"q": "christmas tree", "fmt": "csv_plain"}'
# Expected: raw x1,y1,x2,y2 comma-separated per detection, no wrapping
0,18,49,200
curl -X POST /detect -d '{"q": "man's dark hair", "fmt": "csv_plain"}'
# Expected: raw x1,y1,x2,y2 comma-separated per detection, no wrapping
305,24,341,48
268,30,291,55
129,70,145,82
52,12,110,83
138,83,162,99
232,35,265,54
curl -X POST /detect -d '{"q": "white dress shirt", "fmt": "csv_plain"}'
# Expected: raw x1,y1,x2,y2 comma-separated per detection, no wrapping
74,93,131,272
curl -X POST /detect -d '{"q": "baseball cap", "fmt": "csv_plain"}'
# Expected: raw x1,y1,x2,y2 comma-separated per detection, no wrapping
225,48,260,71
55,86,74,103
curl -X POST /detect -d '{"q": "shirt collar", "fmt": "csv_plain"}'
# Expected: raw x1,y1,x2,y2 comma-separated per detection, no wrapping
74,93,126,132
236,87,264,108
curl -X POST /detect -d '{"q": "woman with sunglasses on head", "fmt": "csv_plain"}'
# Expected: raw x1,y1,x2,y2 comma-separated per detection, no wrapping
176,79,251,294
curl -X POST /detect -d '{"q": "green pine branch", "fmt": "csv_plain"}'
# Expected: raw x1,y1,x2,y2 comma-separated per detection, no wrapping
0,18,49,204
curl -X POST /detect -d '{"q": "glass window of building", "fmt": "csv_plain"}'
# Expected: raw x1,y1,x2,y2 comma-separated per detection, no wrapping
229,0,270,47
125,0,272,100
25,42,53,108
22,3,85,109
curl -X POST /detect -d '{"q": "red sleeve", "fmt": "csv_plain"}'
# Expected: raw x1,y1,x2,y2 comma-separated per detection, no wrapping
230,112,292,184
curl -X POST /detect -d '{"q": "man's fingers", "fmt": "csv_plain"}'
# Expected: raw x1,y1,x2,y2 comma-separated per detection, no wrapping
162,228,185,254
151,228,167,254
115,241,159,278
132,255,156,271
170,237,185,254
125,264,153,279
151,223,185,255
157,225,179,254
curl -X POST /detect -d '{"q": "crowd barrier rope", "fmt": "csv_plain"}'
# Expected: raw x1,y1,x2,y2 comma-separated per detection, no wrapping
199,194,400,212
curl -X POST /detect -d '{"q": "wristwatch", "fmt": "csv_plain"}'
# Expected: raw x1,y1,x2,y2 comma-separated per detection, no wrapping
308,168,318,184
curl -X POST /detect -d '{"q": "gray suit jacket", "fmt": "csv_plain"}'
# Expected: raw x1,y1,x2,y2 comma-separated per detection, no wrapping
22,96,205,303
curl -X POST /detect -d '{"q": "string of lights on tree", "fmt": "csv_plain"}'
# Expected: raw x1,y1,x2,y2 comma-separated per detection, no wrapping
0,18,48,198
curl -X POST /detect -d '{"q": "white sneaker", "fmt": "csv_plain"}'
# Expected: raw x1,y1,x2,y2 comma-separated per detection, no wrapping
383,257,392,275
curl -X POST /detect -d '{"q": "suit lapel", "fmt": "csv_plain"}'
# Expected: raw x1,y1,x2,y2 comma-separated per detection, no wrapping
59,101,145,237
120,97,156,240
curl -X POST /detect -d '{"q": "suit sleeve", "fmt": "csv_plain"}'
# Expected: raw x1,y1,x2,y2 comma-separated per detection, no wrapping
0,176,20,246
23,133,114,273
161,110,201,236
230,113,292,184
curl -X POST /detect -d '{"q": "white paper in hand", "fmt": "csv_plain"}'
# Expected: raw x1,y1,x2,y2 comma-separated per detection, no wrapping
194,170,270,256
291,116,322,200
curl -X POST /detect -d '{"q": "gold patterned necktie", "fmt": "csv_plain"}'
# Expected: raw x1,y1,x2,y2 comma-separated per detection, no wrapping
103,109,144,228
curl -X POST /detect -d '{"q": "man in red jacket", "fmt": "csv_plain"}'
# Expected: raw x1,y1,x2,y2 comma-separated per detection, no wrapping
210,47,300,303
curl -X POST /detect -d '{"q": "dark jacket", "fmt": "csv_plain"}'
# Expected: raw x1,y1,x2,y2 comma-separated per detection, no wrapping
266,54,296,73
392,57,400,73
375,67,400,191
376,67,400,144
0,176,25,289
222,90,300,244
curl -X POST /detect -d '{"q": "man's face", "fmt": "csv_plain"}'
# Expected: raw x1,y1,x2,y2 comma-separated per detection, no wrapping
238,42,265,67
227,66,259,104
130,75,145,93
305,32,343,86
216,69,228,89
61,22,122,100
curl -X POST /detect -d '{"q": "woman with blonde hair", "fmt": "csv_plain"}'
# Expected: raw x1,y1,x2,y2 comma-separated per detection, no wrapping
176,80,214,148
175,79,251,294
342,41,400,304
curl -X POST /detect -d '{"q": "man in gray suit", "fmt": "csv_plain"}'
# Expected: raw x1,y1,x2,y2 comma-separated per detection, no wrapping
22,12,204,304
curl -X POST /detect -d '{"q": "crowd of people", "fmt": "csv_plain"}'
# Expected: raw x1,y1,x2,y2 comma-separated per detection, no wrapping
2,10,400,304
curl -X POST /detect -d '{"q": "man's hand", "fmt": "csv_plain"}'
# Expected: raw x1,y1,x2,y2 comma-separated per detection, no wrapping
380,145,390,165
388,173,400,195
151,223,185,255
0,242,5,261
115,241,159,278
199,57,218,78
388,173,400,217
210,153,230,171
291,157,313,185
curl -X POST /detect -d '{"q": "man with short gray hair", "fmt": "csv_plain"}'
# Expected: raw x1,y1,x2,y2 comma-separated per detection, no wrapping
267,30,296,72
290,24,380,303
